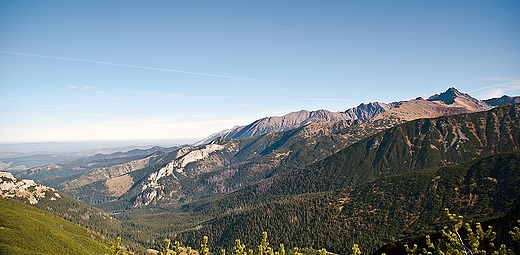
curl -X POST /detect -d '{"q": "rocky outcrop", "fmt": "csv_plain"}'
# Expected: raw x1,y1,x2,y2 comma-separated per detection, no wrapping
135,143,225,207
0,171,60,204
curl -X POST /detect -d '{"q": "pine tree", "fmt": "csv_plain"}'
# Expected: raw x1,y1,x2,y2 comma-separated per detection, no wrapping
278,244,286,255
258,232,270,255
291,247,301,255
510,220,520,245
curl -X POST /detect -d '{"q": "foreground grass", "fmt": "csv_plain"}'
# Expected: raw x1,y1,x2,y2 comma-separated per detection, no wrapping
0,197,109,255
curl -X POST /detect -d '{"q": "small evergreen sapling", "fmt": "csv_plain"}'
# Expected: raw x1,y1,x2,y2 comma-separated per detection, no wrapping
405,208,515,255
199,236,210,255
159,239,171,255
235,239,246,255
106,237,123,255
174,241,182,255
351,244,361,255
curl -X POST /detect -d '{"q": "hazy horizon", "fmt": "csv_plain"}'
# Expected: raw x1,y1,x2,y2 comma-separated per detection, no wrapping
0,138,199,154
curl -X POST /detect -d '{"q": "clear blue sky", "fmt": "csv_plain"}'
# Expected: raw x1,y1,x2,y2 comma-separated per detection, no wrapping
1,1,519,143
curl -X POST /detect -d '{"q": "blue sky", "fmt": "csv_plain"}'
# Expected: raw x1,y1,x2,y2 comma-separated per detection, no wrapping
1,1,519,143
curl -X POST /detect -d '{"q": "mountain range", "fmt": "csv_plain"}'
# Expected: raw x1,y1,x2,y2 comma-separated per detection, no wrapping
2,87,519,254
195,88,518,145
28,88,516,210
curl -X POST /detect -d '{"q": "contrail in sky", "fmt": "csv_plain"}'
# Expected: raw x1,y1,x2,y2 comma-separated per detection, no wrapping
0,50,261,82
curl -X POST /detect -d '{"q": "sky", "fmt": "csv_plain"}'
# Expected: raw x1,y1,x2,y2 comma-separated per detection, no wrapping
1,1,519,144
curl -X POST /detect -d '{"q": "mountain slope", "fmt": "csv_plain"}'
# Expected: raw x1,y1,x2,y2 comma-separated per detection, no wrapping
175,151,520,254
0,197,109,255
251,104,520,198
194,109,360,146
155,90,506,208
371,99,473,122
0,171,123,241
39,89,516,211
194,102,402,145
374,200,520,255
94,128,353,211
483,95,520,106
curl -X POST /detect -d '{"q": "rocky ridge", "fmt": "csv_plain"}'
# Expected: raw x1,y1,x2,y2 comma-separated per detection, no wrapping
483,95,520,106
57,151,173,190
196,88,504,145
194,103,399,145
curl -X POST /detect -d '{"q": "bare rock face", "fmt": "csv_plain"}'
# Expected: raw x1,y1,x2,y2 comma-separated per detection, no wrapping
0,171,60,204
133,143,226,207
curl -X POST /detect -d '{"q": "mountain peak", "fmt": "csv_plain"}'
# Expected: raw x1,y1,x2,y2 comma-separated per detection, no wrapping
427,87,465,104
427,87,492,111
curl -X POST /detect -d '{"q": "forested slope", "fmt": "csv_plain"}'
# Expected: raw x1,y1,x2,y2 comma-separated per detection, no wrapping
175,151,520,254
262,104,520,197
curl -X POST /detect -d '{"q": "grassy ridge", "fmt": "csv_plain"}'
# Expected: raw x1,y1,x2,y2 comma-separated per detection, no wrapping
0,197,109,255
